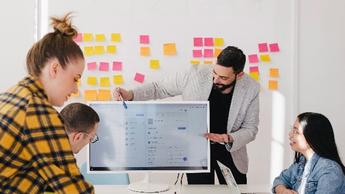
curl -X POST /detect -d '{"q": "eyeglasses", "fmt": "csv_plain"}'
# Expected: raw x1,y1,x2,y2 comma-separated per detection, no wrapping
83,133,99,143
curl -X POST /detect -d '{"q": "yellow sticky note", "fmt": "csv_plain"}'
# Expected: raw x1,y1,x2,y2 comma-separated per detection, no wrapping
113,75,124,85
204,60,213,65
94,46,105,55
100,77,111,87
190,60,200,65
150,59,160,69
107,45,117,54
98,89,112,101
214,48,222,57
84,46,94,56
249,72,259,81
140,47,151,56
268,80,278,90
84,90,98,101
83,33,93,42
111,33,121,42
214,38,224,47
269,68,280,78
95,34,106,42
260,54,271,62
163,43,177,56
87,76,97,86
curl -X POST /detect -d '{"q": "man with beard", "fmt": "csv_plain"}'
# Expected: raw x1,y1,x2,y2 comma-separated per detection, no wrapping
113,46,259,185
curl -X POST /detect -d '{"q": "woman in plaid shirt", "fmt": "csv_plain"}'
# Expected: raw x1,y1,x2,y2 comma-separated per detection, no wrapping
0,13,94,193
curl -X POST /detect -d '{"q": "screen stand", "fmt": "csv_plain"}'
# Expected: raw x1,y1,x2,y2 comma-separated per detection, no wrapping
128,172,170,193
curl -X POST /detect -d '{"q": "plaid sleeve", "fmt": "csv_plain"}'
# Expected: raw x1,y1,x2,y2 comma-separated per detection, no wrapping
25,96,94,194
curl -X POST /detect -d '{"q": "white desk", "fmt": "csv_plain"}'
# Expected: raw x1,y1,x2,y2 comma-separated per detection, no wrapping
94,184,271,194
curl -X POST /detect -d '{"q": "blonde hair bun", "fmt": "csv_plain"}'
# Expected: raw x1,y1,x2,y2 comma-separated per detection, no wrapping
50,12,78,38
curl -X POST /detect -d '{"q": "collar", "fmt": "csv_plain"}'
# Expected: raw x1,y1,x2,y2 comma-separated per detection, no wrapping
19,76,48,100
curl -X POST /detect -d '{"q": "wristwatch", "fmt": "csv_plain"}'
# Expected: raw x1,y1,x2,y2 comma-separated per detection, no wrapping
225,141,233,152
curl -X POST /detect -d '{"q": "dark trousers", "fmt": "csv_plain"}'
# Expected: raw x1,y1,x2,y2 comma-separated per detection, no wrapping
187,144,247,184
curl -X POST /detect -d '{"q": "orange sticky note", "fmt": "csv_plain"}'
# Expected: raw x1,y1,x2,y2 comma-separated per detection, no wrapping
268,80,278,90
214,38,224,47
100,77,111,87
94,46,105,55
163,43,177,56
95,34,106,42
83,33,93,42
113,75,124,85
87,76,97,86
204,60,214,65
260,54,271,62
84,46,94,56
249,72,259,81
84,90,98,101
111,33,121,42
98,89,112,101
190,60,200,65
269,68,280,78
150,59,160,69
140,47,151,56
107,45,117,54
214,48,222,57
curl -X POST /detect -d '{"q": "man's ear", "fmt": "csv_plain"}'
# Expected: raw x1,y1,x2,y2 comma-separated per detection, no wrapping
72,132,84,142
236,72,245,80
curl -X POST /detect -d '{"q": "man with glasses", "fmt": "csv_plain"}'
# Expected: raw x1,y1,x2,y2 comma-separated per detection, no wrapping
60,102,100,154
113,46,260,185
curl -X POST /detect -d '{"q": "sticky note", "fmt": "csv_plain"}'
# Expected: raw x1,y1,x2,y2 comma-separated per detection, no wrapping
190,60,200,65
98,89,112,101
150,59,160,69
112,61,122,71
260,54,271,62
87,62,97,70
258,43,268,52
248,54,259,63
107,45,117,54
204,49,214,58
134,73,145,83
214,38,224,47
83,33,93,42
249,72,259,81
204,37,214,46
214,48,222,57
113,75,124,85
99,62,109,71
269,68,280,78
100,77,111,87
73,33,83,42
193,37,203,47
83,46,94,56
193,50,202,58
204,60,213,65
140,47,151,56
140,35,150,44
163,43,177,56
87,76,97,86
111,33,121,42
94,46,105,55
84,90,98,101
269,43,280,52
268,80,278,90
95,34,106,42
249,66,259,73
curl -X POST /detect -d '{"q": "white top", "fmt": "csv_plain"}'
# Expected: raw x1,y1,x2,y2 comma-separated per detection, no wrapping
298,153,314,194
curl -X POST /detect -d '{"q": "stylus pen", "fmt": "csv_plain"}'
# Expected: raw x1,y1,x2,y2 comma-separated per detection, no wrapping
118,93,128,109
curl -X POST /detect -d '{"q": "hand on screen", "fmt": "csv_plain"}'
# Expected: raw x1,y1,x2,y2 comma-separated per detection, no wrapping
112,87,133,101
204,133,230,143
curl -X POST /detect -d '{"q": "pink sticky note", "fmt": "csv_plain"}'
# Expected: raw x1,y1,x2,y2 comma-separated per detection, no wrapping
140,35,150,44
269,43,280,52
134,73,145,83
204,49,214,58
193,50,202,58
73,33,83,42
249,66,259,73
112,61,122,71
87,62,97,70
258,43,268,52
99,62,109,71
248,54,259,63
204,37,214,46
194,37,203,47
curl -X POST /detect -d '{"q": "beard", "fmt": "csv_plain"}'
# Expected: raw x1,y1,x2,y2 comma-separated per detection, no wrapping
213,79,236,93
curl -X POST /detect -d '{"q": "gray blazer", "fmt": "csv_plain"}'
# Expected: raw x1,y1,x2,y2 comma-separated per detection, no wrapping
132,65,260,174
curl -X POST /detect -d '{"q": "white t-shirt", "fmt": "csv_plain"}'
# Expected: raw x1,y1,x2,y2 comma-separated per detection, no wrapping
298,153,314,194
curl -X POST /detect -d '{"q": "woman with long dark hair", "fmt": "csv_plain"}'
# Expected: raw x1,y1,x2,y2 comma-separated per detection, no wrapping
273,112,345,194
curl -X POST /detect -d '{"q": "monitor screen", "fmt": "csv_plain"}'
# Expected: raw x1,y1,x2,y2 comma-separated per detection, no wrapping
88,101,210,173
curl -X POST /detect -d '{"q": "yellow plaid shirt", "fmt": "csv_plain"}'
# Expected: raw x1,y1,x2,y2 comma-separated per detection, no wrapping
0,76,94,194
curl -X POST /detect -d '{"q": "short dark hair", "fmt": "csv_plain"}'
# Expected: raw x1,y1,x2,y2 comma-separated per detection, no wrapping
295,112,345,174
60,103,100,133
217,46,246,74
